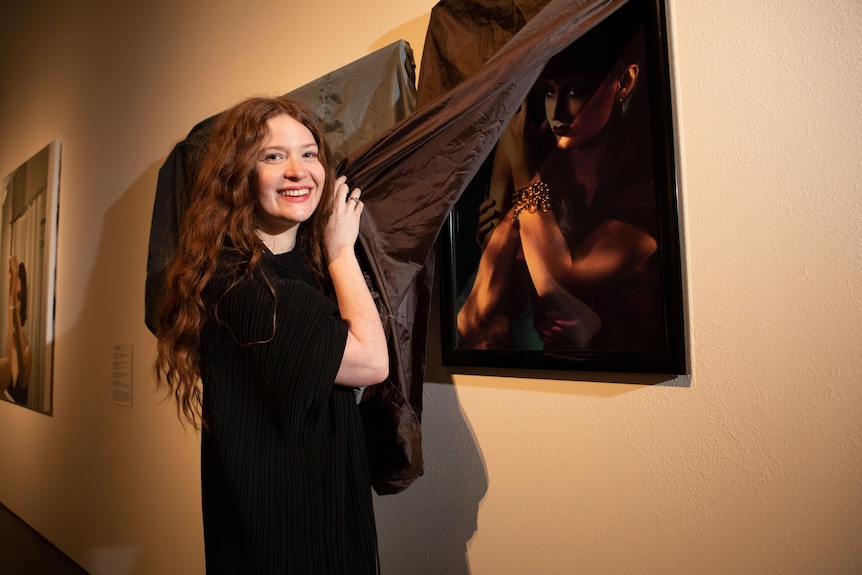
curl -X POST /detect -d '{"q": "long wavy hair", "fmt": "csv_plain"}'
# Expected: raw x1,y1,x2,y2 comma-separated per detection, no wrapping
155,97,336,428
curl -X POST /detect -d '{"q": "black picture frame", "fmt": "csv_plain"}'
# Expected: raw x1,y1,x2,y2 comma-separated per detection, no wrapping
438,0,686,375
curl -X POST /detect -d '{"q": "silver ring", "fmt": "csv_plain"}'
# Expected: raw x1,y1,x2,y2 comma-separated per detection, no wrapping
350,197,361,203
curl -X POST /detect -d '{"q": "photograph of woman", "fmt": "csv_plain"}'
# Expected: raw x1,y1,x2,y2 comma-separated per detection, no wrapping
457,0,663,353
155,97,388,573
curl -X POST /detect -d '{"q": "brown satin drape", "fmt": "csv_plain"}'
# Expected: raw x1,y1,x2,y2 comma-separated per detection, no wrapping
343,0,631,493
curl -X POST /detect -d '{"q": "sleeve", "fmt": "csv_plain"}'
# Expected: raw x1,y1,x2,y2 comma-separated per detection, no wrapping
213,275,348,420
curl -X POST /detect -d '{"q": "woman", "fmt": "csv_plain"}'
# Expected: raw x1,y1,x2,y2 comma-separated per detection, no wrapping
155,97,388,573
0,255,32,405
459,2,662,351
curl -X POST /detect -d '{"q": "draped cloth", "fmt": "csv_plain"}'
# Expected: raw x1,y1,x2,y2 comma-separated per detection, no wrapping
341,0,631,493
415,0,553,107
146,0,634,494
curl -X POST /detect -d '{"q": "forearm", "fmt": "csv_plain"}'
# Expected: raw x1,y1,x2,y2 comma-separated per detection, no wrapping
519,210,656,296
457,216,525,347
328,246,389,387
6,312,13,359
518,209,582,297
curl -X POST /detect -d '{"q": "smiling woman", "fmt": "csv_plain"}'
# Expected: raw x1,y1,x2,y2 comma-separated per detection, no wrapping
154,96,387,574
253,115,327,254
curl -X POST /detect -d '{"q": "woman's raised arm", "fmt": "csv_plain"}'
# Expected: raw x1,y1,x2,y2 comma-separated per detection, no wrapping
325,175,389,387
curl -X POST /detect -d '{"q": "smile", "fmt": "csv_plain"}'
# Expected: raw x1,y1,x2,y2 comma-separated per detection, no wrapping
279,188,311,198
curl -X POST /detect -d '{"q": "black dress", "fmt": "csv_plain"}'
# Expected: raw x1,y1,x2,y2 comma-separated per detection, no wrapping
198,248,377,574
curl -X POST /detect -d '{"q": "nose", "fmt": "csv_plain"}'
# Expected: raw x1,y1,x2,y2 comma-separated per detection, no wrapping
283,156,307,179
553,94,572,123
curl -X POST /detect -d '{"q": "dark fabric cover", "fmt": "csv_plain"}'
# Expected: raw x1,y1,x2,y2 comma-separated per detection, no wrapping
348,0,560,494
416,0,552,107
199,248,377,574
339,0,631,489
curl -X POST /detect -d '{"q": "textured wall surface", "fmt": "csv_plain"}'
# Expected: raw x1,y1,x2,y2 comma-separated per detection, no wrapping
0,0,859,573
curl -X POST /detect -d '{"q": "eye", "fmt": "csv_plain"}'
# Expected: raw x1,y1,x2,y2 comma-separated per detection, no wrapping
261,152,285,163
565,79,595,99
302,150,318,159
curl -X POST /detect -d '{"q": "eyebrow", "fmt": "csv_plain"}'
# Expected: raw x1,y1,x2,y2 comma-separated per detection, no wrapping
259,143,319,157
261,142,318,151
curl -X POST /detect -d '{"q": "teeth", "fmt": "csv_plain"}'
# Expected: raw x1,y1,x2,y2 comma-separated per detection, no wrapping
280,188,309,197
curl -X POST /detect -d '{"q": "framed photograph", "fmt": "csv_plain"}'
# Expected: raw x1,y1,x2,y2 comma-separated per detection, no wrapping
0,140,61,413
439,0,686,374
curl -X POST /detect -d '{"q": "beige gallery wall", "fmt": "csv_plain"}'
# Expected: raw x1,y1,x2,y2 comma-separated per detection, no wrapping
0,0,859,574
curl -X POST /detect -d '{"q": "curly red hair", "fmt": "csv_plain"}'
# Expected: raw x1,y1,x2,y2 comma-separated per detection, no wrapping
155,97,336,428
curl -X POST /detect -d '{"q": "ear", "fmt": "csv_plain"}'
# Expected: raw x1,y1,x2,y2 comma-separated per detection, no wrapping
616,64,639,101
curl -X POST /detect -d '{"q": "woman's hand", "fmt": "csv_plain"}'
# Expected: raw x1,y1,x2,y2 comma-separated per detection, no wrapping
323,175,363,264
457,209,529,348
475,196,502,250
532,289,601,349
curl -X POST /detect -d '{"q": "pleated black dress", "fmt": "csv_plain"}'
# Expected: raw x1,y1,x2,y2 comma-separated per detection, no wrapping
198,247,378,574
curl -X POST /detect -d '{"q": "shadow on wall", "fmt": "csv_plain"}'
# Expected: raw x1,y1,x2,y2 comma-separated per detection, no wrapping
56,159,203,574
373,381,487,575
370,266,488,574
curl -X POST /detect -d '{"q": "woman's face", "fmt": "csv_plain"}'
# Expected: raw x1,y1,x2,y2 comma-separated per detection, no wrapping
543,70,619,149
254,114,326,240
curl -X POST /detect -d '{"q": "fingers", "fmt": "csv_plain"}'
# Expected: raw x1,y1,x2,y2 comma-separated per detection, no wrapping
333,175,363,212
323,176,363,262
333,175,349,208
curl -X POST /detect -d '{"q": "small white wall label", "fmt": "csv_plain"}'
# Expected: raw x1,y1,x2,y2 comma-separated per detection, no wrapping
112,343,133,407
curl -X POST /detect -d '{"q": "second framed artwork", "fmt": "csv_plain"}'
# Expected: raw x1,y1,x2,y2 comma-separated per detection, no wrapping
0,140,61,413
439,0,686,374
